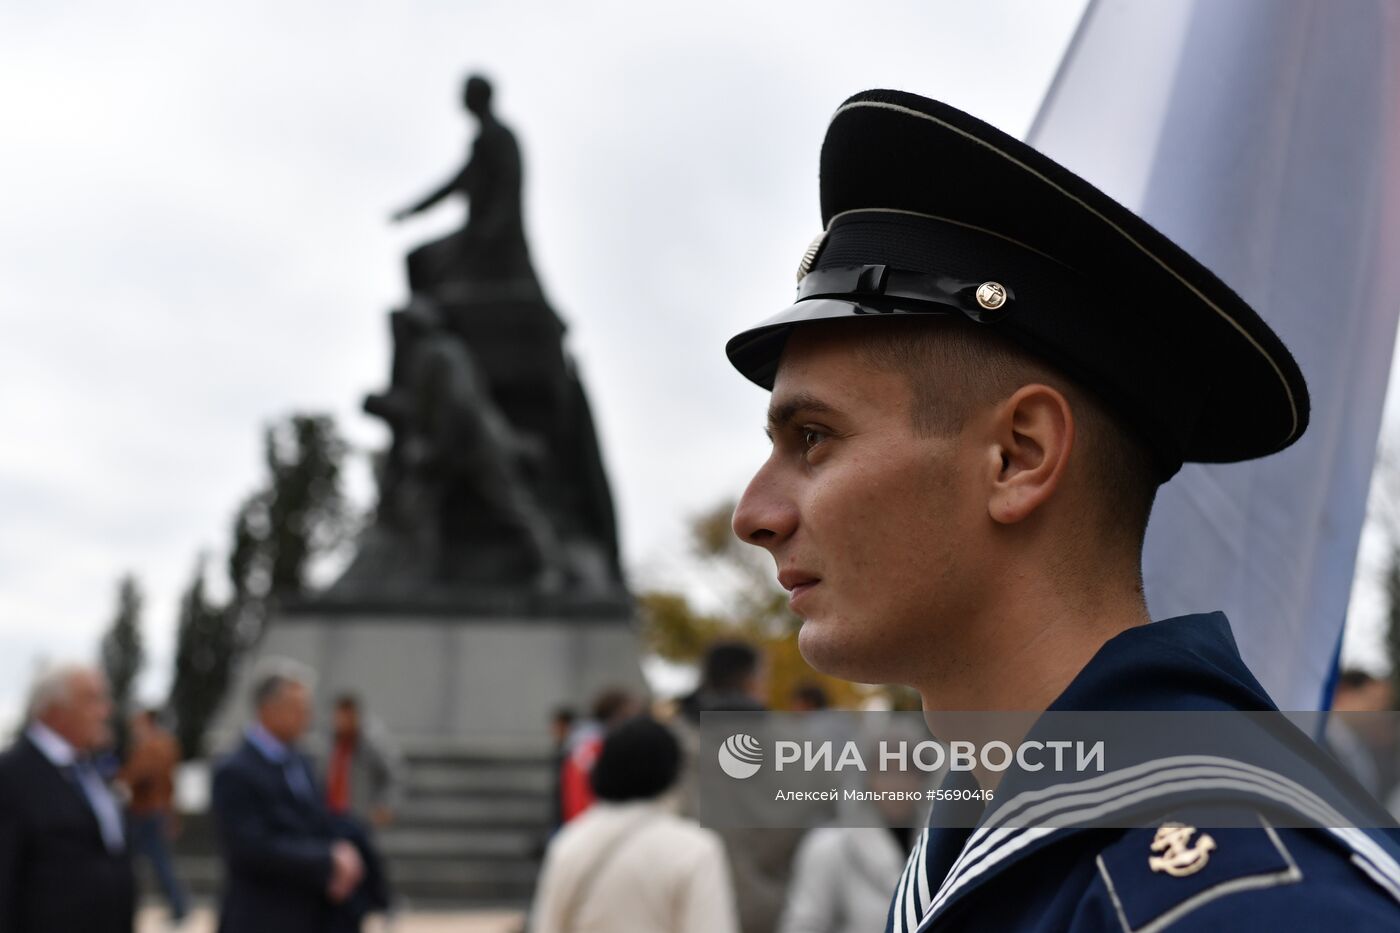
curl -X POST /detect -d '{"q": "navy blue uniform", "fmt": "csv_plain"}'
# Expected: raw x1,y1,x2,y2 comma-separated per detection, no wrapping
720,84,1387,932
885,614,1400,931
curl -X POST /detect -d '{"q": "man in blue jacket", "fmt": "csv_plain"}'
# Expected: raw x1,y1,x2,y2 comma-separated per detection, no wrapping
212,663,366,933
726,89,1400,931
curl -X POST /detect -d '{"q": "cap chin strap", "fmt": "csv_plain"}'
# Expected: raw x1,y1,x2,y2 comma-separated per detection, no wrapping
796,264,1015,325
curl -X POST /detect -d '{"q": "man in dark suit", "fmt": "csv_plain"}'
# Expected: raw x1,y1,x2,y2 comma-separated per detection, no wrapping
212,662,367,933
0,663,134,933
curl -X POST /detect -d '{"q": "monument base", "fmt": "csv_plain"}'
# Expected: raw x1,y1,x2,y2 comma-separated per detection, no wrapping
223,611,648,750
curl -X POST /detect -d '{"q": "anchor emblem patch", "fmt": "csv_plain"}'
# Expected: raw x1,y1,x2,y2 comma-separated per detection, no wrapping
1148,823,1216,877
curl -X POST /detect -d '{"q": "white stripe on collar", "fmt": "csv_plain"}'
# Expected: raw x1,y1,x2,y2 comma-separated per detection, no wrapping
942,759,1381,900
902,828,925,931
912,757,1400,931
892,833,915,932
914,826,933,915
945,754,1356,888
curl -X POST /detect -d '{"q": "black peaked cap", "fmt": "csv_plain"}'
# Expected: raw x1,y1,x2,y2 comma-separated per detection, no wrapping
725,89,1311,477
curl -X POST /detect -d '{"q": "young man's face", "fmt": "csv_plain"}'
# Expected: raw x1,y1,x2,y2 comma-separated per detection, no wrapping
733,323,987,685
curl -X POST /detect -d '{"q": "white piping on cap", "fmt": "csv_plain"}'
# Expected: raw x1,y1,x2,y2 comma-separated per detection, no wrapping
832,99,1301,447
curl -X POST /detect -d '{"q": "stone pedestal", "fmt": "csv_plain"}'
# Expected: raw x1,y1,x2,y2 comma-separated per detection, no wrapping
223,611,647,750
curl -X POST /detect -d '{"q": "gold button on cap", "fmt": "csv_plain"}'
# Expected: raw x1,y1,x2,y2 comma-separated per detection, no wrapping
976,281,1008,311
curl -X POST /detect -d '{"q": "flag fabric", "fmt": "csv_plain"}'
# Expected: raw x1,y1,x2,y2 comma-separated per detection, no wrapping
1027,0,1400,709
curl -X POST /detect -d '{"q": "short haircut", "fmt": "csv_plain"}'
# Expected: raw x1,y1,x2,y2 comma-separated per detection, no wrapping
590,716,681,802
851,316,1161,550
702,641,759,692
590,687,635,724
1337,669,1379,691
25,663,91,721
465,74,493,106
334,693,360,712
793,682,830,710
552,706,577,726
250,658,315,710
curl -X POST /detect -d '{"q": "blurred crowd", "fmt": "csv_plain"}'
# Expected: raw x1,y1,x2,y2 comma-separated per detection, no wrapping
530,640,911,933
1326,669,1400,807
0,661,402,932
6,648,1400,933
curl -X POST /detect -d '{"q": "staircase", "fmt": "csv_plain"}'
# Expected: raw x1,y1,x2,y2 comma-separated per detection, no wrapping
380,745,553,906
158,744,555,911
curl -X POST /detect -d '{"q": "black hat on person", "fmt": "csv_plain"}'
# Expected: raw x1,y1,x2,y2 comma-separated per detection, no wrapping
725,89,1310,479
590,716,682,802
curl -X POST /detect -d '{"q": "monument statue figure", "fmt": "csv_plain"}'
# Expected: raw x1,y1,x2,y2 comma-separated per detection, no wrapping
328,74,626,609
364,301,566,591
392,75,539,299
224,78,647,871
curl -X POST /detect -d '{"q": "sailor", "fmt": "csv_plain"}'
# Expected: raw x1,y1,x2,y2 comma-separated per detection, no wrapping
725,89,1400,931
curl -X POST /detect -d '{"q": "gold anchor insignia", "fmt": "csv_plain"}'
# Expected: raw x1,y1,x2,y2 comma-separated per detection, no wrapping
1148,823,1216,877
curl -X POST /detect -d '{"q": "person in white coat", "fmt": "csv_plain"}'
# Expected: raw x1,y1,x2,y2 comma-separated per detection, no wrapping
778,826,913,933
529,716,740,933
777,736,922,933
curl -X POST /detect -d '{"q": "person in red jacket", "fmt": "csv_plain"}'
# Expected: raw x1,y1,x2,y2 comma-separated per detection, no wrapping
558,688,639,822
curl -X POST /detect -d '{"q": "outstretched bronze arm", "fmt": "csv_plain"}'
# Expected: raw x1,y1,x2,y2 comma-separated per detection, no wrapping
391,161,472,222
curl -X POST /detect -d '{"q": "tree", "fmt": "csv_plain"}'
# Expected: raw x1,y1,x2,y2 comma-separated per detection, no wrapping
167,413,354,757
638,499,873,709
226,414,352,645
262,413,352,595
167,557,235,758
226,491,269,648
99,574,145,749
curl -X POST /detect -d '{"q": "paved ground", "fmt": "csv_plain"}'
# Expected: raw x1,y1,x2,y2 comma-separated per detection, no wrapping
137,906,526,932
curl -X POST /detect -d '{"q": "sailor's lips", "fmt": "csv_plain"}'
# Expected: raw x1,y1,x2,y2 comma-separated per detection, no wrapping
778,571,821,609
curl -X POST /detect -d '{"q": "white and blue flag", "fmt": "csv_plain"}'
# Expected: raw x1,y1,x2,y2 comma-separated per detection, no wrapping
1029,0,1400,711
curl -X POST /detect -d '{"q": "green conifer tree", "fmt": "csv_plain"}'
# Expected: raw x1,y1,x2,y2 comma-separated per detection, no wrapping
99,574,145,750
167,413,352,756
167,558,234,758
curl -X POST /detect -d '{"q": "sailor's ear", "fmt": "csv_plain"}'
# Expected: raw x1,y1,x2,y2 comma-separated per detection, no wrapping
983,383,1073,525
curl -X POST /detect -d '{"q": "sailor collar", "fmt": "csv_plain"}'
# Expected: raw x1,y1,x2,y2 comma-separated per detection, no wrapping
897,614,1400,931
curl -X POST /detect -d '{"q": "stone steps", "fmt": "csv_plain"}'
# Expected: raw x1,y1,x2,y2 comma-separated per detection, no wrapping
395,796,549,827
377,829,537,859
147,855,540,907
405,767,554,796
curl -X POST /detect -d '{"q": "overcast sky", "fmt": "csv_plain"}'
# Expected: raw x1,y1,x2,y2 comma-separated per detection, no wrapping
3,0,1394,729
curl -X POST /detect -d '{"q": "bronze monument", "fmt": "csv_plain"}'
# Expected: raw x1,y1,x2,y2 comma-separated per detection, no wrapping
331,74,626,611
